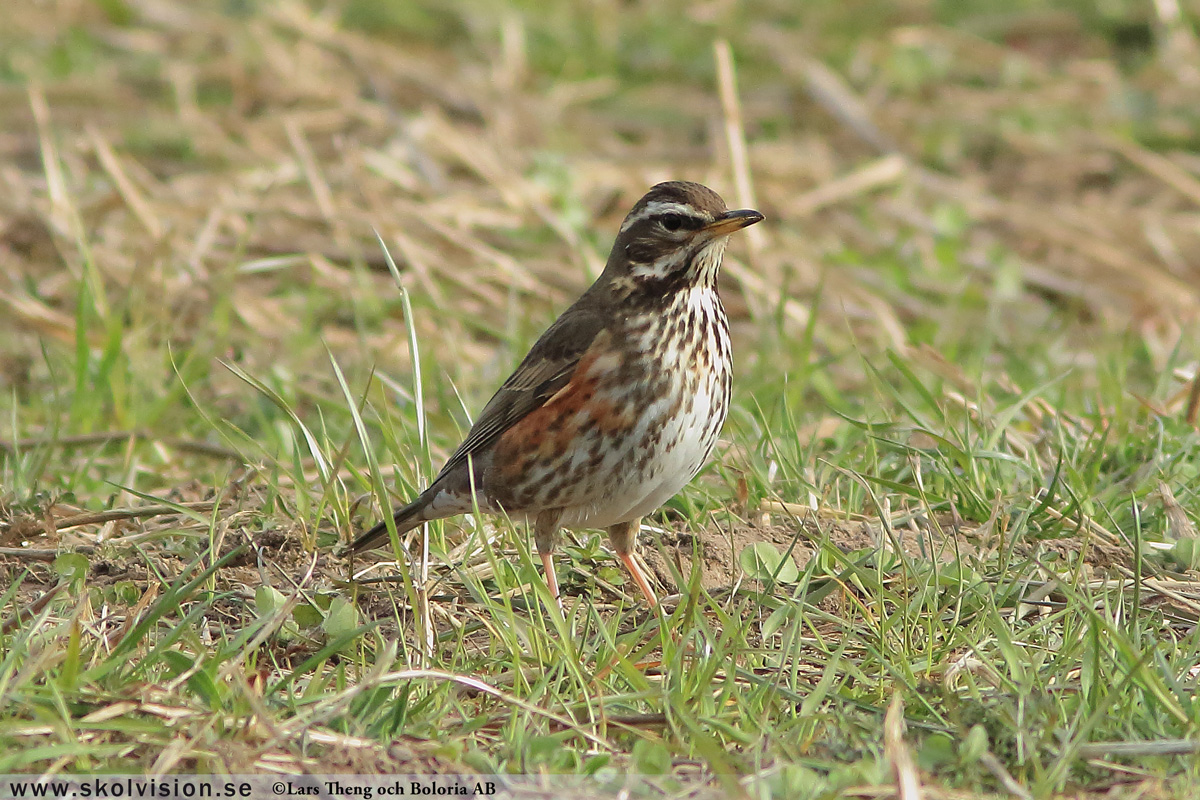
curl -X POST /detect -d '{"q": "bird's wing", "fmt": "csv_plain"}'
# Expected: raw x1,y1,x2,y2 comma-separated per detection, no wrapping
433,306,607,482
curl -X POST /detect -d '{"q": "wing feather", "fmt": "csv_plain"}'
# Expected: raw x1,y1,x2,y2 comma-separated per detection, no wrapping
432,306,606,482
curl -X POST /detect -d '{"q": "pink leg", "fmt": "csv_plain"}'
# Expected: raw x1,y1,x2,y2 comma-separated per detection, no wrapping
540,550,562,609
534,510,564,610
608,518,658,608
619,552,659,608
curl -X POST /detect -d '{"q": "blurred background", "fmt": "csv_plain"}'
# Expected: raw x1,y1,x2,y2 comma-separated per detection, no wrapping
2,0,1200,547
3,1,1198,416
3,0,1200,786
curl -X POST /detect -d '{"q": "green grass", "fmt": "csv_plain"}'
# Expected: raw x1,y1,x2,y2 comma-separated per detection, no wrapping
2,0,1200,796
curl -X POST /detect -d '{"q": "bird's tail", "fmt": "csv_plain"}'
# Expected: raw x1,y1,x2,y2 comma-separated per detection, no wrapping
348,495,432,553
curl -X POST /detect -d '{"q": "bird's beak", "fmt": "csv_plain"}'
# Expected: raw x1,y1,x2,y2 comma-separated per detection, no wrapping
702,208,765,237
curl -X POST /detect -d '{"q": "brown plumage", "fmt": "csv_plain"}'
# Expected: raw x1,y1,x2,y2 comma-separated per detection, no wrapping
351,181,763,607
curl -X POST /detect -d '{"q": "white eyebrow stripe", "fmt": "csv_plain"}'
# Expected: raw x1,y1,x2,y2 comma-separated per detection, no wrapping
618,201,707,233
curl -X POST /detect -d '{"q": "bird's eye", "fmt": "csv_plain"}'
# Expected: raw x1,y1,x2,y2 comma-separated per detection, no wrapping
659,214,684,232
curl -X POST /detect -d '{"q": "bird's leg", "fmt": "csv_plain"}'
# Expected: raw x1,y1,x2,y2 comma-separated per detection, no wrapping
534,509,564,609
607,518,658,608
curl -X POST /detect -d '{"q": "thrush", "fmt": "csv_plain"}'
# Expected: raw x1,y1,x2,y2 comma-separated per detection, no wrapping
351,181,763,608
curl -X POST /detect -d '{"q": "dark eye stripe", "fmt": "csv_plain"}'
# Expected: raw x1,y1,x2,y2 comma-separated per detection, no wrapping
656,213,705,232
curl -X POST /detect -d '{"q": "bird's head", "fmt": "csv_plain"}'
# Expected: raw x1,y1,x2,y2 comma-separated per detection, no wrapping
601,181,763,296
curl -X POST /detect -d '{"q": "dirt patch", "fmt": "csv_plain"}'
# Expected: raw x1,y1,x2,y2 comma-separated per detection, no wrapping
638,511,974,595
641,520,816,593
634,504,1134,599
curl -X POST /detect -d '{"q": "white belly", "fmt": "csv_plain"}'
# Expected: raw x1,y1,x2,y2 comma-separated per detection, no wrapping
559,288,730,529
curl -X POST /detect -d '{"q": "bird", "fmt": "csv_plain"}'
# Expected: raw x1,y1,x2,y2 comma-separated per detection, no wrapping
350,181,763,609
